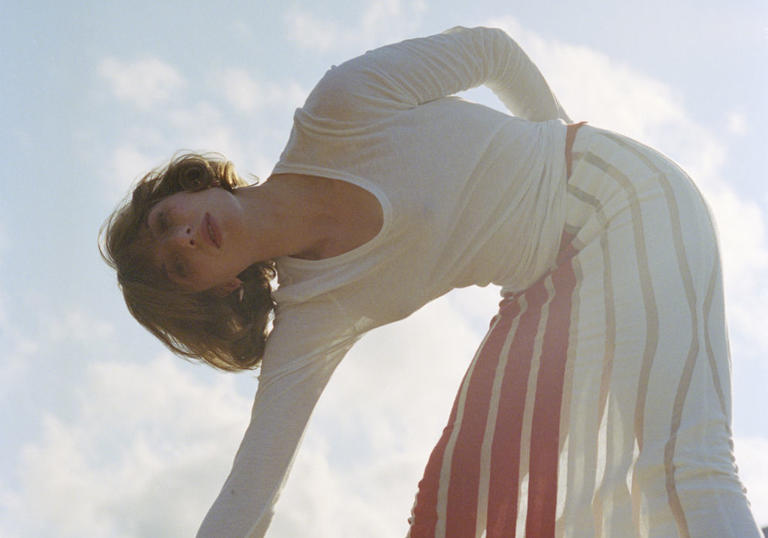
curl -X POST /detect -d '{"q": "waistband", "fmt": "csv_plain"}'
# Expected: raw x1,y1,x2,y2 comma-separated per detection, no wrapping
565,122,588,179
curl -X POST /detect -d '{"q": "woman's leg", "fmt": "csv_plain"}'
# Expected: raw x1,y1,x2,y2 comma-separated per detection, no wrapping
558,128,760,537
408,255,579,538
408,127,761,537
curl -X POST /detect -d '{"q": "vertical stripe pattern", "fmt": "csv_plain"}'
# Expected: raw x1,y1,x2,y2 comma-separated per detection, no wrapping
408,126,762,537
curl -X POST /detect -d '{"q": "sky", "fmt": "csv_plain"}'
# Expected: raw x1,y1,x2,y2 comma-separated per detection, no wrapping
1,1,766,536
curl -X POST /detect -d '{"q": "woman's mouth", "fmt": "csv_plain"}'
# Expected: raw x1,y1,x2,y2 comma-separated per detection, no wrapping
204,213,221,248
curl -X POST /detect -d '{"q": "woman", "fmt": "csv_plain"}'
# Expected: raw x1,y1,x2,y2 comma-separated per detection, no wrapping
101,26,761,537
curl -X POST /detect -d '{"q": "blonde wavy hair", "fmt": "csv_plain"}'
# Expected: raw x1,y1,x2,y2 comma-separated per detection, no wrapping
100,153,276,371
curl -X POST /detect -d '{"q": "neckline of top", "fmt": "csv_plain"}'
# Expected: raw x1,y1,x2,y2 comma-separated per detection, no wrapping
273,165,393,270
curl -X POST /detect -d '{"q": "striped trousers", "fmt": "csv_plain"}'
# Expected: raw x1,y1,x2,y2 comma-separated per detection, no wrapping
408,127,761,537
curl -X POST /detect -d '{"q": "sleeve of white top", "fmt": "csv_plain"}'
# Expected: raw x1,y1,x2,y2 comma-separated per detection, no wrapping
301,25,571,124
196,299,358,538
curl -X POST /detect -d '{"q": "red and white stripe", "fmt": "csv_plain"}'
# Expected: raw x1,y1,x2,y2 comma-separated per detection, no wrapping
409,255,577,537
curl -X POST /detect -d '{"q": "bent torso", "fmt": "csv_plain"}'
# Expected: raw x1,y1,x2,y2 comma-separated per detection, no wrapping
285,123,584,262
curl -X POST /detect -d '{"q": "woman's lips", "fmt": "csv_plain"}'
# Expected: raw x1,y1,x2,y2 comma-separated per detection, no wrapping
204,213,221,248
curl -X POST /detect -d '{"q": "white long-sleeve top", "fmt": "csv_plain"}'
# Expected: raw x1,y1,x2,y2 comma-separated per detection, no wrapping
198,26,571,537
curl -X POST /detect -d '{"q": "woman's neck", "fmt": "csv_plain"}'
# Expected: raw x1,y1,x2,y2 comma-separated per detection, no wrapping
234,174,337,263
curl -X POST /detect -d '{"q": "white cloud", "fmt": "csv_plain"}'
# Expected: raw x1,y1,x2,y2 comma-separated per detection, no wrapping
157,101,281,179
271,292,491,537
160,102,247,163
219,68,306,114
0,307,121,410
100,57,185,109
105,103,245,184
360,0,423,31
0,354,252,538
270,440,409,537
359,0,427,45
680,177,768,361
487,17,686,144
0,283,6,329
47,310,115,344
734,436,768,527
165,100,224,132
284,0,427,53
238,142,281,182
221,68,262,112
727,111,748,136
0,220,7,270
283,9,341,53
0,325,37,397
109,144,158,194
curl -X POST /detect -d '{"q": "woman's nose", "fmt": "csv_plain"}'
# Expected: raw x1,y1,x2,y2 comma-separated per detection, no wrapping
168,225,196,248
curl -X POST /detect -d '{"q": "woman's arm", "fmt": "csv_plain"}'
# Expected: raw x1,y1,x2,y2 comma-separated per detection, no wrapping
196,299,358,538
302,26,570,123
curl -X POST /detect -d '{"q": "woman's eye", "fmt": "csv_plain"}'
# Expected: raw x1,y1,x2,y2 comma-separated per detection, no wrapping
150,210,167,235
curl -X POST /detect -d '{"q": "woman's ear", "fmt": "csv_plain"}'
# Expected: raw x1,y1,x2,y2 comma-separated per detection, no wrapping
212,278,243,297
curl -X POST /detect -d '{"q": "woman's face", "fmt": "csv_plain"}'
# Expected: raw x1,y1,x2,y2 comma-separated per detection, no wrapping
145,187,247,293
